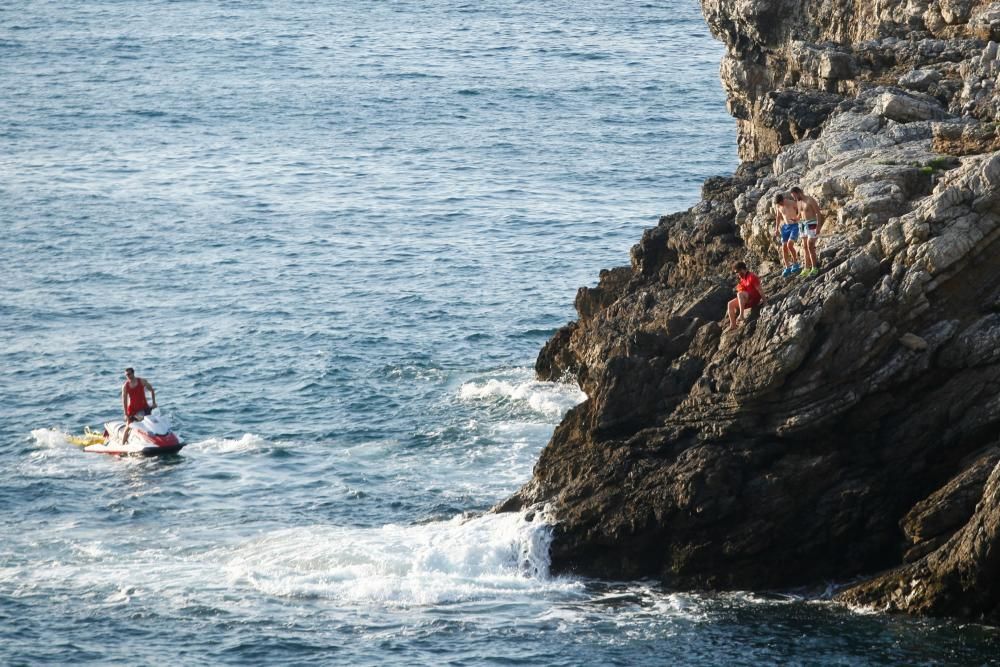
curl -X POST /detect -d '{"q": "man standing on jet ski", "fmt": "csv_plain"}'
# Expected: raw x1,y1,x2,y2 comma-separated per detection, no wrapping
122,367,156,441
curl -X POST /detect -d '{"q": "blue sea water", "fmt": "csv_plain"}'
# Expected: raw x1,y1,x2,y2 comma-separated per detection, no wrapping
1,0,998,664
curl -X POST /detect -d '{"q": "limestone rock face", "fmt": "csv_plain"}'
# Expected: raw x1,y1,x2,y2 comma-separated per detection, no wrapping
498,0,1000,624
701,0,998,160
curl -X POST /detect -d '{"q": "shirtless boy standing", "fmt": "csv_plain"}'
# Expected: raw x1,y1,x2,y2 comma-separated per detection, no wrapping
791,186,824,277
773,193,801,277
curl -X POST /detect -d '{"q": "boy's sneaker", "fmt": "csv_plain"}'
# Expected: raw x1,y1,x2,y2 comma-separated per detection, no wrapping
790,263,801,274
781,267,792,277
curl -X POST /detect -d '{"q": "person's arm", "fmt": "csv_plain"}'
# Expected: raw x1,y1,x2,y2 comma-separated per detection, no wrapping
121,383,128,418
774,206,782,238
143,378,156,409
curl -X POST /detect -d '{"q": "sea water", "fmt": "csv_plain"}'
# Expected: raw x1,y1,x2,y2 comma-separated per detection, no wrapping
1,1,998,664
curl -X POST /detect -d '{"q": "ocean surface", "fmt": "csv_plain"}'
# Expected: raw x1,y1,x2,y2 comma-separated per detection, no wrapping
1,1,997,664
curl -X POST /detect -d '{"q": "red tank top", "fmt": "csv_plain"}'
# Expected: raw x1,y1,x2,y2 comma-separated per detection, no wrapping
125,379,149,416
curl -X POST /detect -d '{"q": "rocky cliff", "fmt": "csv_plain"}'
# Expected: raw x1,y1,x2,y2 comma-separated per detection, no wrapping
498,0,1000,623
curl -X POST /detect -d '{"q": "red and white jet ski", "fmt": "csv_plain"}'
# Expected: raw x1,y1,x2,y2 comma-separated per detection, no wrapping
84,413,185,456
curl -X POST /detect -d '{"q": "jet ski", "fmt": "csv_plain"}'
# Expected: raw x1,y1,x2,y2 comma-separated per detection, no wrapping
82,413,185,456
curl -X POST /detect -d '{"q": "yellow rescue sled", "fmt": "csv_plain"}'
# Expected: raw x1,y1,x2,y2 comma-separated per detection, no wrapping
67,427,106,447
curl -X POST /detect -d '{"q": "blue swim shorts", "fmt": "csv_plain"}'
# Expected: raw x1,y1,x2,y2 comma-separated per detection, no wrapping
781,223,800,243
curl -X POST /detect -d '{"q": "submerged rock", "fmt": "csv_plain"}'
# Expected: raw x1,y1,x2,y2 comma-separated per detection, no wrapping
497,0,1000,624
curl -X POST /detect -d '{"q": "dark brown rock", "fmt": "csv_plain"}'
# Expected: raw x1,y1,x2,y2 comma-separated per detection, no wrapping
900,448,1000,549
838,453,1000,623
496,0,1000,626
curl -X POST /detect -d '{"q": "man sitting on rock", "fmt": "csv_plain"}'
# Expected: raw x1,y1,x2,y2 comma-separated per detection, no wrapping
791,186,825,277
726,261,765,331
773,192,801,277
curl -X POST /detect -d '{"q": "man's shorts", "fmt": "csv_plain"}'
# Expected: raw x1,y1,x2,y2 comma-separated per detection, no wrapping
780,223,799,243
801,219,819,239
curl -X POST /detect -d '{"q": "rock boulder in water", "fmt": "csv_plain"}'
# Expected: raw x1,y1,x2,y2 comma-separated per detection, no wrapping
498,0,1000,623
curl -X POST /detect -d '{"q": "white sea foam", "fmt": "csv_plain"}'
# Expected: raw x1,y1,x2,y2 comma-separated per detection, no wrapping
105,586,134,604
223,509,578,606
22,429,90,476
187,433,268,454
30,428,74,449
1,510,570,615
647,592,713,623
447,371,584,493
459,371,585,419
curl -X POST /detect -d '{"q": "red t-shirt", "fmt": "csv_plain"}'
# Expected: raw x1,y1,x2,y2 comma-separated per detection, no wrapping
736,272,762,306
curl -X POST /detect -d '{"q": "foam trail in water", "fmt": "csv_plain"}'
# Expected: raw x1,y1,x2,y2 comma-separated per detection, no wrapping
187,433,268,453
459,370,585,419
21,428,93,475
30,428,74,449
224,509,578,606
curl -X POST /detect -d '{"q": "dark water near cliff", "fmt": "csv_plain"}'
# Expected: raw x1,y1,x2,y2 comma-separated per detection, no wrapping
2,0,998,664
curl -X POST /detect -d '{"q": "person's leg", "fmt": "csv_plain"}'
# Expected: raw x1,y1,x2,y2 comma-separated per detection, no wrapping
123,414,133,443
780,226,792,272
737,292,750,320
808,237,819,272
803,223,816,270
780,227,789,267
727,297,739,330
785,240,798,269
124,411,147,443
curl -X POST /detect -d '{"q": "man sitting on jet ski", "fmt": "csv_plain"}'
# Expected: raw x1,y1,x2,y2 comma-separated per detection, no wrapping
122,367,156,441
